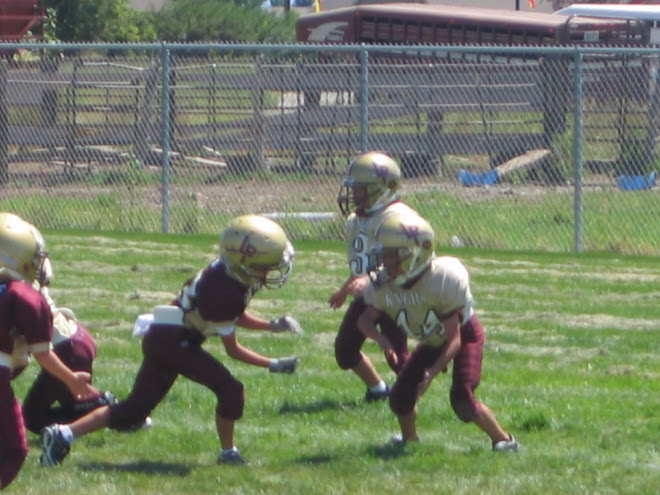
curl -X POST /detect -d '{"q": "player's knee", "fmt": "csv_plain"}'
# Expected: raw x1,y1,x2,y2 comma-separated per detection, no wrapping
450,387,478,423
334,341,360,370
21,409,42,435
389,388,414,416
216,380,245,420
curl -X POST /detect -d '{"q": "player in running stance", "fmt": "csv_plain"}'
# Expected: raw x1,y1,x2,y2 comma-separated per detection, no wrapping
40,214,303,467
358,212,518,451
0,212,98,490
329,151,418,402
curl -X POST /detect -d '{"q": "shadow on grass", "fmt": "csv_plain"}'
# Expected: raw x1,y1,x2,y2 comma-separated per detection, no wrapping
80,460,191,476
278,397,364,414
292,453,335,465
366,442,410,460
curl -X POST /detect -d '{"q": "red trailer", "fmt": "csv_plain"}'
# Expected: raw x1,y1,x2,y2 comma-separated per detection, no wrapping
0,0,44,43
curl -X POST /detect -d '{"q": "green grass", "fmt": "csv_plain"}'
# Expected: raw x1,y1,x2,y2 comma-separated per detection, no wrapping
8,232,660,495
2,175,660,254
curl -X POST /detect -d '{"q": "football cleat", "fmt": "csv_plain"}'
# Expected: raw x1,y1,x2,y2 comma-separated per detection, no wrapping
217,449,248,465
118,416,153,433
493,434,519,452
364,384,390,403
72,390,118,415
40,425,71,466
390,434,406,446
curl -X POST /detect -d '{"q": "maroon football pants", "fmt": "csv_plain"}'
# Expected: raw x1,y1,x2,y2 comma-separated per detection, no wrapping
0,368,28,490
389,314,486,422
108,324,245,431
22,324,97,433
335,297,409,374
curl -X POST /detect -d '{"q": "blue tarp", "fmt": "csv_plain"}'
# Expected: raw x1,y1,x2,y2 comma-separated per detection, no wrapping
458,169,499,187
616,171,657,191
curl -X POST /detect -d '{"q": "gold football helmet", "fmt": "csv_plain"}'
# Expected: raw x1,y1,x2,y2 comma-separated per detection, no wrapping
337,151,402,216
220,214,294,289
371,212,435,287
0,212,48,284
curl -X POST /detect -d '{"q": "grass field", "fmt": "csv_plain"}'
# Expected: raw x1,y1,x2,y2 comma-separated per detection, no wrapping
8,231,660,495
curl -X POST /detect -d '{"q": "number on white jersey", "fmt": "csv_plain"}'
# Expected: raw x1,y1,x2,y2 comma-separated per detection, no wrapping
396,308,446,344
349,232,370,275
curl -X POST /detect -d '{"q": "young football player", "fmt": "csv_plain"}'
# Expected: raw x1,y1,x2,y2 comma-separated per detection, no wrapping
357,212,519,451
22,257,117,435
0,212,98,490
329,151,417,402
40,214,303,467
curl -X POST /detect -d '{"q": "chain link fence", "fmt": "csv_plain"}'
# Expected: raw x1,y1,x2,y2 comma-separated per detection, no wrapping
0,42,658,255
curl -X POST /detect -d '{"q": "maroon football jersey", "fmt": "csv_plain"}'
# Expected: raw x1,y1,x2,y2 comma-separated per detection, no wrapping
0,280,52,374
176,259,257,337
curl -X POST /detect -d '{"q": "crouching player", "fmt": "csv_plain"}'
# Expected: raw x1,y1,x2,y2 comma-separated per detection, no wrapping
0,212,98,490
40,214,303,467
357,212,518,451
22,256,117,435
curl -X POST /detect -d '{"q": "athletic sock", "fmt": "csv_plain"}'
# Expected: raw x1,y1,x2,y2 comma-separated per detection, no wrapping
368,381,387,393
59,425,75,444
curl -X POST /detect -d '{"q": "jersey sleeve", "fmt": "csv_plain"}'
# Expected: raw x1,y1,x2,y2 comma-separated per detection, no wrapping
12,282,53,353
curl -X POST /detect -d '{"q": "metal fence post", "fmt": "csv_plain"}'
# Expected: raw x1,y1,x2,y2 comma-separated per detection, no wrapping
359,46,369,152
573,49,584,253
160,43,171,234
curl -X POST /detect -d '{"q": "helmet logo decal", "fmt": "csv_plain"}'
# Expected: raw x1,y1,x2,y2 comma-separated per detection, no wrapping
239,235,257,262
373,163,391,180
400,224,421,246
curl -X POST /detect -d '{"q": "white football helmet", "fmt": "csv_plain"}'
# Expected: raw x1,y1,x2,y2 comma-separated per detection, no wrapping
370,212,435,287
0,212,48,284
337,151,402,216
220,214,294,289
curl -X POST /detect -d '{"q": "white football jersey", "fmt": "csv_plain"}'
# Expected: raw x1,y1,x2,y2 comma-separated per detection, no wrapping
363,256,474,347
345,201,419,276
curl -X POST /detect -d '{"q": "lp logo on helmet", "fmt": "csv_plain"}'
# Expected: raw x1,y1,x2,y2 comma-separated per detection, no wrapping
239,236,257,262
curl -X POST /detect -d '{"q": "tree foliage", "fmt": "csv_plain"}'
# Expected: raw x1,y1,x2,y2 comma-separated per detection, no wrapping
44,0,157,42
152,0,297,43
43,0,297,43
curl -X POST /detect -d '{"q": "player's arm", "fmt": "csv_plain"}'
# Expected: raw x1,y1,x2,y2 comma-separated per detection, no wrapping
33,348,98,401
417,311,462,398
221,316,299,373
220,331,271,367
236,309,303,335
357,305,394,353
329,274,369,308
235,310,271,331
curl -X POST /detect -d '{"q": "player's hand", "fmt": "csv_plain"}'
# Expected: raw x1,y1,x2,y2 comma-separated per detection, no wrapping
328,289,347,309
69,372,99,402
269,356,299,374
383,347,398,370
269,315,304,335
